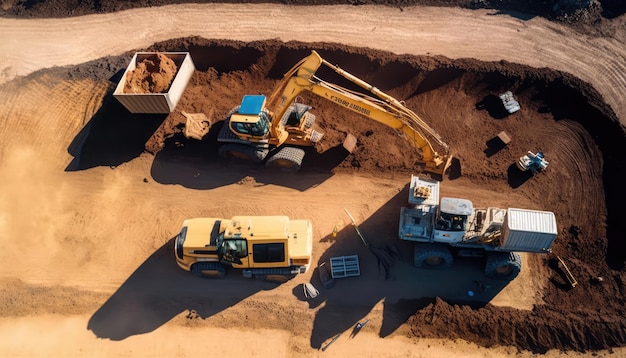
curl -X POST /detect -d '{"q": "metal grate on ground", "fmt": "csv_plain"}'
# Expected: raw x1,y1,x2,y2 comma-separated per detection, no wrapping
330,255,360,278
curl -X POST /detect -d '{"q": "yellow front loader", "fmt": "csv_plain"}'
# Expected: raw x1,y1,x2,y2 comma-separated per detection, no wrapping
174,216,313,281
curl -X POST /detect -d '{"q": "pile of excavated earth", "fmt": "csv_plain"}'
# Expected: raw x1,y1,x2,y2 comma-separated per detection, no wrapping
123,53,178,94
2,0,625,355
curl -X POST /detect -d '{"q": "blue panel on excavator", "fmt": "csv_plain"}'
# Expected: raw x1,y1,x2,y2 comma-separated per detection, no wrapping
239,95,266,115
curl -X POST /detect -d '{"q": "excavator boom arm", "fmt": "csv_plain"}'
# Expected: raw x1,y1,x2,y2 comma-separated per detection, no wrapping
266,51,450,176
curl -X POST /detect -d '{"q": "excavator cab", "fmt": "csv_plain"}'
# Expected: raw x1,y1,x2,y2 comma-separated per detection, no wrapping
228,95,271,139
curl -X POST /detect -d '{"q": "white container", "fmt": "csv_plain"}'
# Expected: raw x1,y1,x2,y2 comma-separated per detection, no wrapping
500,208,557,253
113,52,195,113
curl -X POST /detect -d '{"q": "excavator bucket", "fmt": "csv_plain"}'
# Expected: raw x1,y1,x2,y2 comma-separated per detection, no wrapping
420,154,452,180
342,133,357,153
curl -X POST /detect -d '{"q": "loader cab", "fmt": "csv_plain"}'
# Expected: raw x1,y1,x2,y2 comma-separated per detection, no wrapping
220,238,248,266
229,95,271,139
433,197,474,243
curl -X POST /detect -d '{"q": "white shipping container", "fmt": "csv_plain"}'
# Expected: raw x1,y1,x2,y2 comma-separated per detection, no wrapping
113,52,195,114
500,208,557,253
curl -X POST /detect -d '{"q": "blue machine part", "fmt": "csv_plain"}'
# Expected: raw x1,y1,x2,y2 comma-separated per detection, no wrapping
239,95,266,115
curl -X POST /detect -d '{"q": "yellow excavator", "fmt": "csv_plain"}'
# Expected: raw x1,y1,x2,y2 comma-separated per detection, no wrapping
217,50,450,177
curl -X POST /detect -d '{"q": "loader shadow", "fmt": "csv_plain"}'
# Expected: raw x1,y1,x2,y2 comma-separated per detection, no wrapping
150,123,350,191
305,185,510,349
87,238,275,341
66,92,166,171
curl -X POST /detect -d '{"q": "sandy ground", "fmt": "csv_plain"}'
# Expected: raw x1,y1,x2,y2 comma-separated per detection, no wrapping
1,3,625,357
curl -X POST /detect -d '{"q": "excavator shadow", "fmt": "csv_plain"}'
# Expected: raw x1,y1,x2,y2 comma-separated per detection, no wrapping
150,124,349,191
301,146,351,172
87,238,277,341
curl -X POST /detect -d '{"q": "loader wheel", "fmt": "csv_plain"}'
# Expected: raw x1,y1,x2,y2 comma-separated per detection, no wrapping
218,143,267,163
484,252,522,281
191,262,226,278
413,243,453,269
265,147,305,171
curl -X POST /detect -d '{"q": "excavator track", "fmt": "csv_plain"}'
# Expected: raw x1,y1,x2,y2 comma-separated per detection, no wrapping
265,147,305,171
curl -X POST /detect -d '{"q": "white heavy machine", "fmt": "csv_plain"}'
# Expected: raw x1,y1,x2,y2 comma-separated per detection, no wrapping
517,150,549,174
499,91,521,114
398,175,558,280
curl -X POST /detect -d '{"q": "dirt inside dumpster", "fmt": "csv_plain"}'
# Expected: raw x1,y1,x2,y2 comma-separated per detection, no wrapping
123,53,178,93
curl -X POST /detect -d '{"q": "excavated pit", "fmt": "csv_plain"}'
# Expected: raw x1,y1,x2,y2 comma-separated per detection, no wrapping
51,37,626,353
